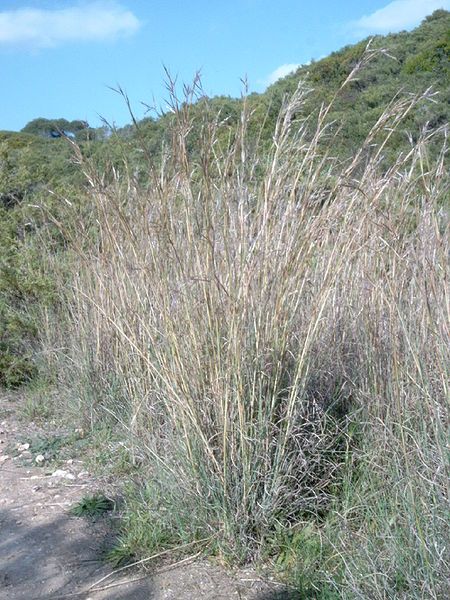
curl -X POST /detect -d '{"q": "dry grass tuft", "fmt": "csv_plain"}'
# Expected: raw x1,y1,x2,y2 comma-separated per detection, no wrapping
42,73,449,597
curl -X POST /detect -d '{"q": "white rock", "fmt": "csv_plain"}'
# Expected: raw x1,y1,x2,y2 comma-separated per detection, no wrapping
17,443,30,451
35,454,45,464
66,459,73,465
51,469,76,480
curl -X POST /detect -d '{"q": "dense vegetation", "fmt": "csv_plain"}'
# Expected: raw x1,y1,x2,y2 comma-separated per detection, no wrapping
1,11,449,598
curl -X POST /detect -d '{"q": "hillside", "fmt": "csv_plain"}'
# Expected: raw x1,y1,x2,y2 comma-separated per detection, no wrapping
131,9,449,163
261,8,450,150
1,9,449,207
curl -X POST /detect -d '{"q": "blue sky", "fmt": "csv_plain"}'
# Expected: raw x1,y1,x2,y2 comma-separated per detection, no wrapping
1,0,448,131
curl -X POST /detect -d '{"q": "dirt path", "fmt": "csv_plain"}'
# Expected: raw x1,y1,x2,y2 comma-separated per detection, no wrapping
0,392,293,600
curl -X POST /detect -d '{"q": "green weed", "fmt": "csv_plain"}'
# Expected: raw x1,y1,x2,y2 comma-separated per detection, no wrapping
70,494,115,519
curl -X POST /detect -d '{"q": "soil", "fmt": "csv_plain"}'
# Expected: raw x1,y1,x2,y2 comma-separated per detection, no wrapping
0,391,295,600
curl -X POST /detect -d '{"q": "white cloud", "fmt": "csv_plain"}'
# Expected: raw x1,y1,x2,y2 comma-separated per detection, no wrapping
351,0,450,36
0,1,141,49
265,63,301,86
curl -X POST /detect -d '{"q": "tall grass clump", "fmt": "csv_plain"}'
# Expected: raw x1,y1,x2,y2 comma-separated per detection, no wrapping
45,70,449,597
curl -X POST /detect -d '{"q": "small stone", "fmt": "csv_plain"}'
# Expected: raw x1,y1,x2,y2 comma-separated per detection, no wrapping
77,471,89,479
17,443,30,451
35,454,45,464
66,459,73,465
51,469,76,480
21,450,32,458
0,455,9,463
